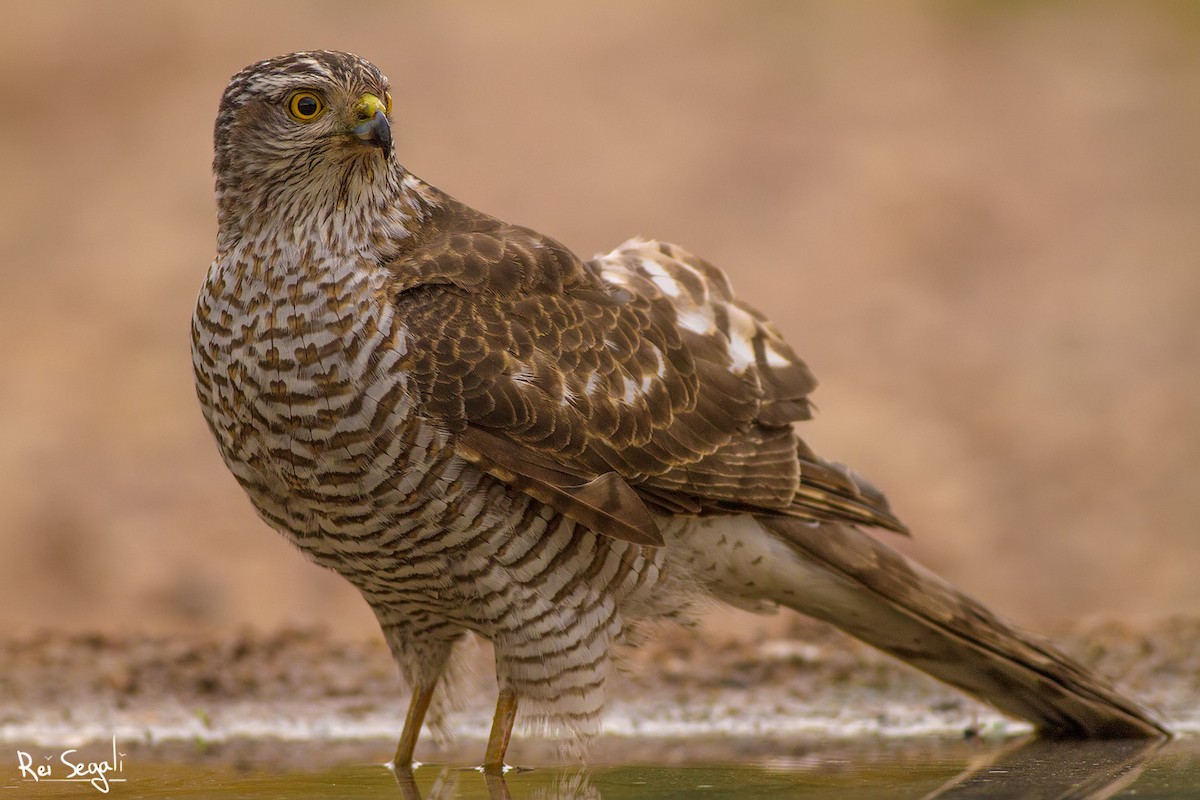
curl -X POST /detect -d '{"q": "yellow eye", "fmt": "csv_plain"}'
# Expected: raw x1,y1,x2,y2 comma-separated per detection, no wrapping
287,91,325,122
384,92,393,115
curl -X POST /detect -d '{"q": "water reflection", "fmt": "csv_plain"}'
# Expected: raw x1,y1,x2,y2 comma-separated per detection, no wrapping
388,737,1169,799
7,735,1188,798
393,766,600,800
924,738,1164,799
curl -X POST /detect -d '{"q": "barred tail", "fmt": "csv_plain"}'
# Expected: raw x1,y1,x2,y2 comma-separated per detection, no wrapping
759,518,1166,739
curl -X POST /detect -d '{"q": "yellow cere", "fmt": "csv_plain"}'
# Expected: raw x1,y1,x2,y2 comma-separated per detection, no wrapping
356,93,389,120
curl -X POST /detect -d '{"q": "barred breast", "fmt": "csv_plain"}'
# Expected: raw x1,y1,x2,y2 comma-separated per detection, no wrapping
191,243,686,736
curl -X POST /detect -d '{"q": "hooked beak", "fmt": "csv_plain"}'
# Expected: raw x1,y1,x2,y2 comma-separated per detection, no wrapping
351,93,392,156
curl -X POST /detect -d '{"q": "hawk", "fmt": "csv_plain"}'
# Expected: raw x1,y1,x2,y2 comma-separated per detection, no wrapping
192,51,1166,770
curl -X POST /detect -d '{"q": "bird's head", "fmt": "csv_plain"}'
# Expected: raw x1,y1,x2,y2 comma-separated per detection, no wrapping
213,51,400,248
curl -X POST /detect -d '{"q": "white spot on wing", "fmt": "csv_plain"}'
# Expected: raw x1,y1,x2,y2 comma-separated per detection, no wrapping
727,334,755,370
648,346,666,378
600,269,629,286
585,372,602,396
639,258,682,298
764,346,791,367
677,307,715,335
511,364,535,386
621,376,639,404
723,305,759,370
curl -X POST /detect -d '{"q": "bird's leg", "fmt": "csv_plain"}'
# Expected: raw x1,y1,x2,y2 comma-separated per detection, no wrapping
481,687,518,774
393,683,436,769
376,617,464,769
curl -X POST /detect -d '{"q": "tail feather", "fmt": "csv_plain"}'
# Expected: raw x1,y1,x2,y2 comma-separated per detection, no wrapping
759,518,1167,739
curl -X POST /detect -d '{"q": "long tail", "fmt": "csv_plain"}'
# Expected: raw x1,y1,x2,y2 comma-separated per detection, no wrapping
756,517,1167,739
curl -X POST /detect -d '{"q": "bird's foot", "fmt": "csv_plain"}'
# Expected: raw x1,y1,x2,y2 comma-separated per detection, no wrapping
476,762,532,775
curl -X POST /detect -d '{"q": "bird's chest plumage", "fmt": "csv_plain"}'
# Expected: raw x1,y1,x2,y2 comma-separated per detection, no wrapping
191,248,463,553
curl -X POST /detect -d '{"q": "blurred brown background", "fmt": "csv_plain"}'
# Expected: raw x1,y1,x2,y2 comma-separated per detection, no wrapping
1,1,1197,641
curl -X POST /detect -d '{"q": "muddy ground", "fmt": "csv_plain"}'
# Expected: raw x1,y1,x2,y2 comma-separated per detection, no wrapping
3,617,1195,769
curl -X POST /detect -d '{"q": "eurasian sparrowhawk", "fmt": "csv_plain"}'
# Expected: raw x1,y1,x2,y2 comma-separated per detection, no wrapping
192,51,1166,771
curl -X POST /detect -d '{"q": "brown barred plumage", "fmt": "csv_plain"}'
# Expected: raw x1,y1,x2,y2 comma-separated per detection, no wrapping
192,51,1166,769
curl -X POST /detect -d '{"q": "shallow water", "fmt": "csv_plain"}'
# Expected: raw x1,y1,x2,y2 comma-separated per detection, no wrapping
6,736,1200,799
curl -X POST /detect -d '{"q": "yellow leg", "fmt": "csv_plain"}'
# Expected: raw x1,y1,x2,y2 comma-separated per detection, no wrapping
393,683,436,768
482,688,518,774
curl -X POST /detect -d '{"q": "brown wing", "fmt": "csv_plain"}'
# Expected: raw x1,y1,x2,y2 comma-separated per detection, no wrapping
387,191,907,543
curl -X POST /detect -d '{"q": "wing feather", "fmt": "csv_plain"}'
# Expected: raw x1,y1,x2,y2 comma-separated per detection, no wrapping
387,192,907,541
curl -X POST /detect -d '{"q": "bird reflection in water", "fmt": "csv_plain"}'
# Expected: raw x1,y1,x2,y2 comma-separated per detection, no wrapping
386,737,1163,799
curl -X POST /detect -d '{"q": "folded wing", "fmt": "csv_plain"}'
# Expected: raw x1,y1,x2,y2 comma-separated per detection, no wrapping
388,194,906,543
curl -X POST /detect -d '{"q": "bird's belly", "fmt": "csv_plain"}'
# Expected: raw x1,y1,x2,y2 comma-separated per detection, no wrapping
221,369,453,532
219,397,486,609
230,388,679,631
